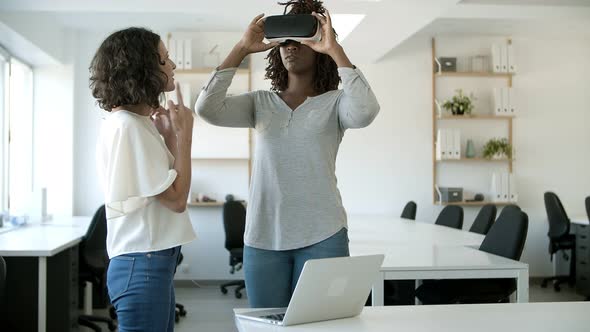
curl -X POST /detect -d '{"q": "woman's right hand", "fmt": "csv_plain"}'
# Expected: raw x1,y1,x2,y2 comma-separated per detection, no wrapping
168,83,194,139
237,14,278,55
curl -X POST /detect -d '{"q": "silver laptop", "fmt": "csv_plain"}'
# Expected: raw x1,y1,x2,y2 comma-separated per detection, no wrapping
235,254,384,326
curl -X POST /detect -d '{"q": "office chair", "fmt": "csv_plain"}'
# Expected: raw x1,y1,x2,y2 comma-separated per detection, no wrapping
497,204,520,221
220,199,247,299
469,204,497,235
415,208,529,304
0,256,5,302
78,205,117,332
174,252,187,323
434,206,464,230
400,201,417,220
541,192,576,291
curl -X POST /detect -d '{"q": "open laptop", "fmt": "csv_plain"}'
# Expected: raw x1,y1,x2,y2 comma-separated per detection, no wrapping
235,254,384,326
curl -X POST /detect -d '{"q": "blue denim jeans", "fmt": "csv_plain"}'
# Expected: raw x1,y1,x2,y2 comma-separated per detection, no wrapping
243,227,350,308
107,246,180,332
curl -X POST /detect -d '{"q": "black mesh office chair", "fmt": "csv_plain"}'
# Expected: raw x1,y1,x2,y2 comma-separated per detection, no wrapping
435,206,464,229
221,199,247,299
400,201,417,220
469,204,497,235
174,252,187,323
78,205,117,332
541,192,576,291
415,208,529,304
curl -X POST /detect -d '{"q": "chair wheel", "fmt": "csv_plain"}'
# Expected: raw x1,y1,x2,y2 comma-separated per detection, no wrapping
235,291,242,299
108,321,117,331
221,286,228,294
175,312,180,323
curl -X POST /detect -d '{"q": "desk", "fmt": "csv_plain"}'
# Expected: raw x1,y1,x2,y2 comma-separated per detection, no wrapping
0,217,91,332
571,216,590,297
347,216,528,305
234,302,590,332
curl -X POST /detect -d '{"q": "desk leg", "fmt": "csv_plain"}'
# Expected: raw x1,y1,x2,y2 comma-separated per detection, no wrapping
371,273,384,306
516,269,529,303
38,257,47,332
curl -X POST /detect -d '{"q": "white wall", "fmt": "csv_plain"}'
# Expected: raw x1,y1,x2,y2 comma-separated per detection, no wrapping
330,34,590,277
71,28,590,278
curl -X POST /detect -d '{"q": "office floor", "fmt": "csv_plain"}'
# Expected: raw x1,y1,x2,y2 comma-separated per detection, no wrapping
89,280,585,332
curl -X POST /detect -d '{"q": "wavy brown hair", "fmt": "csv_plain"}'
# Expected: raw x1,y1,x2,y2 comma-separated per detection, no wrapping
265,0,340,94
89,27,167,111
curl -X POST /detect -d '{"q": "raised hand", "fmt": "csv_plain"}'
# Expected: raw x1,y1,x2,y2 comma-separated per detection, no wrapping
238,14,279,55
168,83,194,138
300,10,340,57
152,106,174,140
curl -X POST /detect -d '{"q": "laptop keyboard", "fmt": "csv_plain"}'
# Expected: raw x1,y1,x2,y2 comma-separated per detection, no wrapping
261,313,285,321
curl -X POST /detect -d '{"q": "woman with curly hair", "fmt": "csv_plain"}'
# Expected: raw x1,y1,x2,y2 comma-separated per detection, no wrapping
197,0,379,308
91,27,196,331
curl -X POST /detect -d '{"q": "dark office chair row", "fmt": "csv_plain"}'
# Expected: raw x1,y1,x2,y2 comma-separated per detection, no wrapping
220,199,247,299
401,200,508,236
415,206,529,304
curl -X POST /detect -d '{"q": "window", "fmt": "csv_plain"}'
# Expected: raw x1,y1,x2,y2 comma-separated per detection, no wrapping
0,46,34,214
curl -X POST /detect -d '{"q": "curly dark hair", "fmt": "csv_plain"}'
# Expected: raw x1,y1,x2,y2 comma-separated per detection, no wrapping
89,27,167,111
265,0,340,94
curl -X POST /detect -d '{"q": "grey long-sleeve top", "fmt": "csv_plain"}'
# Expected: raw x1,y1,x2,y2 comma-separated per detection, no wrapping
196,67,380,250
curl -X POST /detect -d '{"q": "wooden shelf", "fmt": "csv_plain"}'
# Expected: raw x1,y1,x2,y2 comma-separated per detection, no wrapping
438,114,515,120
435,72,514,78
176,68,250,75
437,158,513,162
436,200,514,206
187,202,223,207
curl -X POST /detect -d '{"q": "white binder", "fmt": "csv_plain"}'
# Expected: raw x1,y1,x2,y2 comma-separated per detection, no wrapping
436,129,443,160
493,88,503,116
490,172,501,202
500,44,508,73
501,172,510,202
507,44,517,73
183,39,192,70
441,129,449,160
169,39,177,69
509,173,518,202
453,129,461,159
176,39,184,70
501,87,509,115
508,88,516,116
491,44,502,73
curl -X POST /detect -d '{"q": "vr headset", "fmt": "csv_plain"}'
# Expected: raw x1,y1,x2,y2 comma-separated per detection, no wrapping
264,14,321,44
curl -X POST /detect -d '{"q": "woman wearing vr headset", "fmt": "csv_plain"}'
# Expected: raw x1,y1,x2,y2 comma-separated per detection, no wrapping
197,0,380,308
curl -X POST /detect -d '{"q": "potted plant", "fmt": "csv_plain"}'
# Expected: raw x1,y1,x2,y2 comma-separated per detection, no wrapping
482,138,512,159
442,89,475,115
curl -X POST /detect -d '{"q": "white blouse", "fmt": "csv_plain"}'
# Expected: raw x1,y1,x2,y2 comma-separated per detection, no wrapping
97,110,196,258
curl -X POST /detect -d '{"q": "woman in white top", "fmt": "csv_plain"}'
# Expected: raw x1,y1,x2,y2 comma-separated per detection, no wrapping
91,27,196,332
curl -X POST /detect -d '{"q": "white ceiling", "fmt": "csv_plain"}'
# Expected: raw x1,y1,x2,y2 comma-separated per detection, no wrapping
0,0,589,63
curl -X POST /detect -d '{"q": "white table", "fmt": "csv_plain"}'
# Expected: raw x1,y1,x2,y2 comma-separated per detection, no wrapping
347,216,528,305
0,216,91,332
234,302,590,332
572,216,589,225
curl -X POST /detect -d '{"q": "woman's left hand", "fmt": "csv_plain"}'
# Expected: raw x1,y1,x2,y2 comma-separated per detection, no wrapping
300,10,341,57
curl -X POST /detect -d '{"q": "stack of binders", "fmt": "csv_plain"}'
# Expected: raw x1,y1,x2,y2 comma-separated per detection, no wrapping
491,43,516,74
490,172,518,203
436,129,461,160
167,38,193,70
493,87,517,116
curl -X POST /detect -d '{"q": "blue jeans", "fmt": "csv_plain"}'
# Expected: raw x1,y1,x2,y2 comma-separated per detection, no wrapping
243,228,350,308
107,246,180,332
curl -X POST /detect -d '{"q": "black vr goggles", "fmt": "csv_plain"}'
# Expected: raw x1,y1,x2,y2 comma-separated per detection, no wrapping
264,14,321,44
